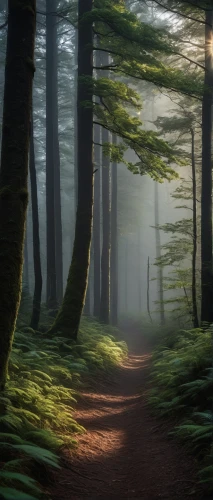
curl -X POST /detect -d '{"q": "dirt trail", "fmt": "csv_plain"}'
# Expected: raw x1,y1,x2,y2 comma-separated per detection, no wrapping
50,340,205,499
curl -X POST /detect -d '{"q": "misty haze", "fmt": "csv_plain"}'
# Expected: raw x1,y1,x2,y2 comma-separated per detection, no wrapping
0,1,212,499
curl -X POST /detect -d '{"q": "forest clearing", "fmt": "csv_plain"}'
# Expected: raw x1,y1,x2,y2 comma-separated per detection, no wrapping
1,0,213,499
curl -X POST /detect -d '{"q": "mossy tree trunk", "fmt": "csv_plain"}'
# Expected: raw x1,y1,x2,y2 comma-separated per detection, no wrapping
201,9,213,324
48,0,93,339
0,0,36,391
29,117,42,331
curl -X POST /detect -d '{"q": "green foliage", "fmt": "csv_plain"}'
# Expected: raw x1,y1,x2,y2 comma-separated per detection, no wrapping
149,326,213,490
91,0,203,98
0,319,127,499
93,77,180,181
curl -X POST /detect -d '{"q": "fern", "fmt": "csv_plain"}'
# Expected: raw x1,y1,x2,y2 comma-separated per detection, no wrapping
149,325,213,490
0,488,38,500
0,317,127,500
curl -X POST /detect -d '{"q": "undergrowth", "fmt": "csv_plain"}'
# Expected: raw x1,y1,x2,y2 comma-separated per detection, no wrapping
149,325,213,490
0,316,127,499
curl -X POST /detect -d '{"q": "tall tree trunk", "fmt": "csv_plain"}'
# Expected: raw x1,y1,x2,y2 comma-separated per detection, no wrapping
138,230,142,314
53,12,63,305
29,118,43,331
154,182,165,325
0,0,36,391
191,128,199,328
74,28,78,216
100,125,110,324
100,52,110,324
125,239,128,314
201,9,213,324
93,126,101,317
23,231,30,294
48,0,93,339
93,47,101,318
84,276,91,316
110,134,118,325
147,256,152,323
46,0,57,309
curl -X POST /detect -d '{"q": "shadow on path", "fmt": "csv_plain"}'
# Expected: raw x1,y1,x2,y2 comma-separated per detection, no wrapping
50,340,205,499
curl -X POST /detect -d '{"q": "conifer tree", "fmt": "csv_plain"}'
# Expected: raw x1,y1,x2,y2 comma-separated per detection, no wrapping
49,0,203,339
0,0,36,390
48,0,94,338
110,134,118,325
29,117,43,331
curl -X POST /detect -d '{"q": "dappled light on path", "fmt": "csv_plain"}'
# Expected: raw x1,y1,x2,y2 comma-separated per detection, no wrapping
50,347,204,499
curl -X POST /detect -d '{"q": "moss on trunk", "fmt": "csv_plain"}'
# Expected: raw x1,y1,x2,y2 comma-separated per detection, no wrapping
0,0,36,390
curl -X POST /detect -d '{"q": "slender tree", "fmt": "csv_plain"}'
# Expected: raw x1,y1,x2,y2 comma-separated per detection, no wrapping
191,127,199,328
48,0,93,339
201,8,213,324
100,52,111,324
93,48,101,318
154,182,165,324
46,0,57,309
100,126,111,324
0,0,36,390
93,125,101,317
46,0,63,307
29,118,42,331
125,238,128,314
54,70,63,304
138,229,142,315
110,134,118,325
74,28,78,215
147,256,152,323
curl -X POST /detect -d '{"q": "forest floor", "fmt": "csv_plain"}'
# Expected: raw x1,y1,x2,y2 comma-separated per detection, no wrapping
49,333,206,499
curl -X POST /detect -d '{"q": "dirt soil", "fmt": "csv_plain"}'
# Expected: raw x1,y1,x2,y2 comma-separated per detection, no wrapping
50,335,206,499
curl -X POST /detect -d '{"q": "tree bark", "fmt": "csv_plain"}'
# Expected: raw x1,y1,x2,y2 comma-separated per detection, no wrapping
147,256,152,323
201,9,213,324
93,49,101,318
29,118,43,331
138,230,142,314
110,134,118,325
93,127,101,317
191,128,199,328
23,231,30,294
53,20,63,305
84,276,91,316
125,239,128,314
46,0,58,309
100,51,110,324
154,182,165,325
100,126,111,324
74,28,78,215
0,0,36,391
48,0,93,339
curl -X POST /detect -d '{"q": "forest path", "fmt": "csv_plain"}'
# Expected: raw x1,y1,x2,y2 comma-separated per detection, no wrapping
50,337,204,499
